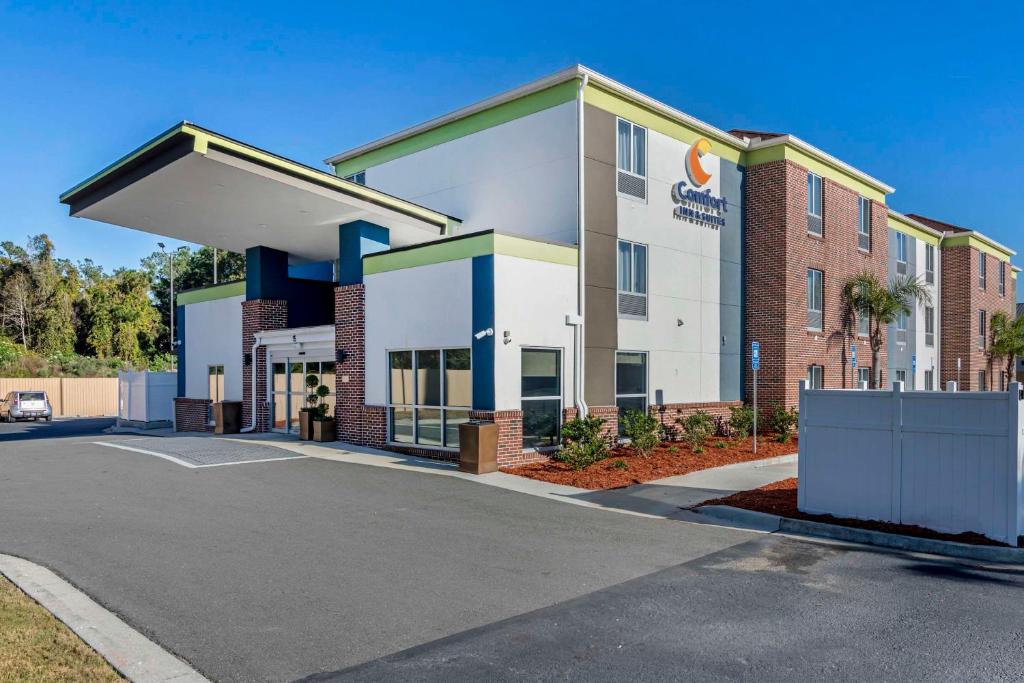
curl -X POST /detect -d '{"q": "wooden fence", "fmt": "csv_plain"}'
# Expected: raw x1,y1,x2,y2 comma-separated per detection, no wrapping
0,377,119,417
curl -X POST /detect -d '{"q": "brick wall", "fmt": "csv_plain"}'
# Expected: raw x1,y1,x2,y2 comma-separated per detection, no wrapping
652,401,744,439
241,299,288,432
334,285,370,444
470,409,533,466
174,397,211,432
941,246,1018,390
745,160,889,408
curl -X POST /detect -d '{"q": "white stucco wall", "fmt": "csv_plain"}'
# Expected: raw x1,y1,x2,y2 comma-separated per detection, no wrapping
364,259,473,406
183,295,243,401
616,129,742,404
914,238,940,389
493,254,577,411
364,101,579,245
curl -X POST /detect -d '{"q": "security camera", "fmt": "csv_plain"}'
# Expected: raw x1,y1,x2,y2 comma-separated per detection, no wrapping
473,328,494,340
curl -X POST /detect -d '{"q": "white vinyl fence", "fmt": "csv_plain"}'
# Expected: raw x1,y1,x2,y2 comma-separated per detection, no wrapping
798,381,1023,545
118,371,177,429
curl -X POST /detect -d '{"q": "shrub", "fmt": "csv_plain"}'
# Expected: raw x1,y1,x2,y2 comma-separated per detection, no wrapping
728,405,755,438
714,441,727,449
678,410,715,453
767,405,799,443
621,409,660,457
610,459,628,470
555,414,609,471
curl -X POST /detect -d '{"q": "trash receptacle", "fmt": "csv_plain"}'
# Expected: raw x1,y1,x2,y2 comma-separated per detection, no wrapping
458,420,499,474
214,401,243,434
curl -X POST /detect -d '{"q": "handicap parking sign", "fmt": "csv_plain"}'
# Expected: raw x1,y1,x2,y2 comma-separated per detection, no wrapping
752,341,760,371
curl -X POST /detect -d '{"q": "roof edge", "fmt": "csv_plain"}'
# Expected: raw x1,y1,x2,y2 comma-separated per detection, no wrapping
748,134,895,195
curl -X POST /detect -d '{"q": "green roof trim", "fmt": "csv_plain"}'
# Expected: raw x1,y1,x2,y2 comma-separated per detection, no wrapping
176,280,246,306
941,234,1014,262
745,144,888,202
363,232,577,275
332,81,579,178
889,213,941,246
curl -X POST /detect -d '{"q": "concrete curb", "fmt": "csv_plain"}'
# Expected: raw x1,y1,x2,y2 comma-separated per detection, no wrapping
697,506,1024,565
0,554,210,683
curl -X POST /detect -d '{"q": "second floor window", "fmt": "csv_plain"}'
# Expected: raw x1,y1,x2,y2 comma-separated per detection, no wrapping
895,232,908,274
857,197,871,251
979,310,987,349
617,239,648,318
616,119,647,200
979,251,987,289
895,310,908,345
925,243,935,284
343,170,366,185
925,306,935,347
807,172,823,235
807,269,824,331
999,262,1006,296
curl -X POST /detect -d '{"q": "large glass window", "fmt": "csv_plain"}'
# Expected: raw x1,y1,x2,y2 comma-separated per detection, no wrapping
616,352,648,432
807,172,823,235
521,348,562,449
617,239,648,318
858,197,871,251
616,119,647,200
807,269,824,331
388,348,470,448
269,359,334,433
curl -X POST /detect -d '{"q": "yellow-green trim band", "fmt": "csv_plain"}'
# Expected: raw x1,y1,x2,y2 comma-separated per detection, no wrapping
745,144,887,202
176,280,246,306
941,234,1013,262
889,214,940,246
363,232,577,275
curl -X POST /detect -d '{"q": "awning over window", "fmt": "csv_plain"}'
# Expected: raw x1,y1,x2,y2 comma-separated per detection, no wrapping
60,122,459,263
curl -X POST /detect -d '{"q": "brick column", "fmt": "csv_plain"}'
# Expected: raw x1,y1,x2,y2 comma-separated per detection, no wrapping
174,397,212,432
335,285,377,444
242,299,288,432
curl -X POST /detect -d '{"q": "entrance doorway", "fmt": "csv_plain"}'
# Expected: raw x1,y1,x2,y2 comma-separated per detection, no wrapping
269,358,335,434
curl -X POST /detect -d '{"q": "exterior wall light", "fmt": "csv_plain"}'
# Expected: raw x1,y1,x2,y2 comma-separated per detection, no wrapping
474,328,494,340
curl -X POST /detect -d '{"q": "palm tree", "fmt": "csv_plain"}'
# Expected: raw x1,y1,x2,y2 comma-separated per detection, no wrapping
843,272,932,389
989,312,1024,387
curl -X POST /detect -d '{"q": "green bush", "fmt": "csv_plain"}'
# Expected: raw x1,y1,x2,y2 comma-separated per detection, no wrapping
610,459,628,470
555,414,609,471
620,409,660,457
767,405,799,443
728,405,755,438
678,410,715,453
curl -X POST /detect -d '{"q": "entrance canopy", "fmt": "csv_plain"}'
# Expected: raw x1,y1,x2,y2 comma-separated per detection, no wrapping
60,123,459,263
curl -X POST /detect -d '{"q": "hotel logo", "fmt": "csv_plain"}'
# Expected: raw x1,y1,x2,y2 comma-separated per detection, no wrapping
671,137,728,229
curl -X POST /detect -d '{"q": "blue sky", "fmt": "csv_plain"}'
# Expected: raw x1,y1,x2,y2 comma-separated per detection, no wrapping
2,1,1022,299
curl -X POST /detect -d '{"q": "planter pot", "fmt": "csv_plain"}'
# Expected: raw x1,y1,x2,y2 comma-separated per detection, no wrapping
299,409,314,441
312,418,336,442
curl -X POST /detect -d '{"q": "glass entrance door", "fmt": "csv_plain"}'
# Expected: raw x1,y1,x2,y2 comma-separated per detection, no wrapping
270,358,336,434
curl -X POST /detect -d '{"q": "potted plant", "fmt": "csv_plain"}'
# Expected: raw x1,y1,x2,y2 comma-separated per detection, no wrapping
306,375,335,442
299,373,319,440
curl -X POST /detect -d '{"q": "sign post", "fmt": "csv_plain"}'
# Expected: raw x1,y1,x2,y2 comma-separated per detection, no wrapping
851,345,858,387
751,341,760,454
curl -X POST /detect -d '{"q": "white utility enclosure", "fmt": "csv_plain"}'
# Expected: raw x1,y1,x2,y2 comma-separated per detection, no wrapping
118,371,177,429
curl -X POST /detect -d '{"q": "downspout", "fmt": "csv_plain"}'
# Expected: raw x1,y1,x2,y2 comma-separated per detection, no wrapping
572,72,590,418
240,334,264,433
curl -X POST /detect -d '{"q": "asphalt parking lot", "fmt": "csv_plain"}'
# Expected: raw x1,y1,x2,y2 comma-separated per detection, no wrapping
3,420,1023,683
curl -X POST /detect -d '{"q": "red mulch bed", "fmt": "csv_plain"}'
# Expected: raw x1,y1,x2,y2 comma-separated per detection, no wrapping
500,436,797,490
700,478,1012,548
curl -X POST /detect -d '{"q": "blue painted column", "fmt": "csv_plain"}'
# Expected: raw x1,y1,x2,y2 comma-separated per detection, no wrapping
338,220,390,285
175,304,186,397
471,255,495,411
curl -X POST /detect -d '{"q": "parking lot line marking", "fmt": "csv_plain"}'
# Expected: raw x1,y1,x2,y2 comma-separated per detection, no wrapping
193,455,311,468
91,441,199,468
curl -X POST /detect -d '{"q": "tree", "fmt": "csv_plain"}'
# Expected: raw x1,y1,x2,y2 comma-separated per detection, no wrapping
0,235,79,355
843,272,932,389
81,269,160,363
990,312,1024,386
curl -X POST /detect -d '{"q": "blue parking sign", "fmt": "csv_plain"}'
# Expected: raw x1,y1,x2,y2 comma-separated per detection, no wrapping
851,345,857,369
751,341,760,370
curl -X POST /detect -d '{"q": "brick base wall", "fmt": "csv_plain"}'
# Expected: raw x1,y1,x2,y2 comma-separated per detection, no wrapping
651,401,744,439
470,409,530,466
174,397,212,432
242,299,288,432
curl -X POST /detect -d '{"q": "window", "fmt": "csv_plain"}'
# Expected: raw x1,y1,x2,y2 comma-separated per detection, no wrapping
857,367,871,387
616,119,647,200
807,172,823,235
616,352,648,433
807,269,824,331
343,170,366,185
999,262,1006,296
924,369,934,391
979,310,987,349
858,305,870,337
894,369,907,387
977,370,987,392
895,232,908,274
207,365,224,423
617,240,648,318
895,309,908,345
924,306,935,347
807,365,824,390
979,251,987,289
522,349,562,449
388,348,471,448
925,244,935,285
857,197,871,251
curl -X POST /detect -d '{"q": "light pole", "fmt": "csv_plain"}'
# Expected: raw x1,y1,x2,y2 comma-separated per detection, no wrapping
158,243,186,371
